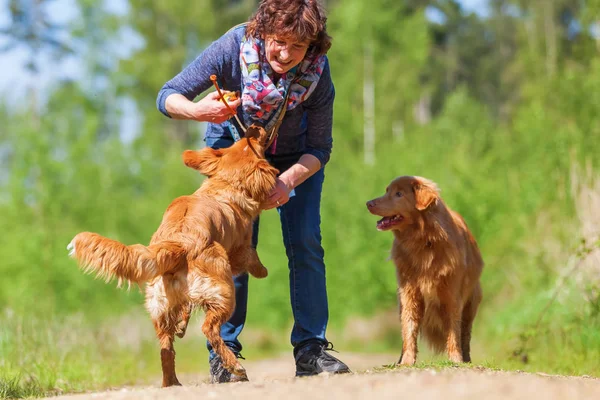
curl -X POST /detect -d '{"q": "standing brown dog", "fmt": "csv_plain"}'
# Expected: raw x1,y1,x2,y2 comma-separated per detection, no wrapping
68,125,278,386
366,176,483,365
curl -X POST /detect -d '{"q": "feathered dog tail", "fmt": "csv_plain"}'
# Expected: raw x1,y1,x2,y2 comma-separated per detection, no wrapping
67,232,186,286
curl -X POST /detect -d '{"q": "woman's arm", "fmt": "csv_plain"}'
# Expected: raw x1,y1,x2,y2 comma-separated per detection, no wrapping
165,92,240,124
302,58,334,167
279,154,322,189
156,28,242,122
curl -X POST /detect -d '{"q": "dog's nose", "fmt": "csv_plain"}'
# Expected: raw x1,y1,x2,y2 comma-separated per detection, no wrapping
366,200,375,209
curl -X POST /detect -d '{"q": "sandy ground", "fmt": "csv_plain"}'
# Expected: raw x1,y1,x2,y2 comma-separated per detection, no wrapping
46,353,600,400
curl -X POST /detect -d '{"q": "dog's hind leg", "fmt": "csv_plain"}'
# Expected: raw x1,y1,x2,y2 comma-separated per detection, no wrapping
190,243,248,381
153,312,182,387
438,289,464,363
146,280,183,387
461,284,482,363
203,296,248,380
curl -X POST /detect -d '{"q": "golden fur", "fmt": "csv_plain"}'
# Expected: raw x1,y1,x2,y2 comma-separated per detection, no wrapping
367,176,483,365
68,125,278,386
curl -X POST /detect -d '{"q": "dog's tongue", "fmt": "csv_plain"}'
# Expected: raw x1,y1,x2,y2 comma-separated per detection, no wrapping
377,216,394,230
376,215,403,230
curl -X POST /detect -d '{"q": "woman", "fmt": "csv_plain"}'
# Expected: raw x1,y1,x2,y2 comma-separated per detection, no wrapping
156,0,350,382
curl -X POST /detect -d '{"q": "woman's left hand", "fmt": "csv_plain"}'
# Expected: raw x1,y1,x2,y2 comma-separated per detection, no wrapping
264,178,292,209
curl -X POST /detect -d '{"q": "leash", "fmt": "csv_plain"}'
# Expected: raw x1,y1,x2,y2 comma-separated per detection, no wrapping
263,72,298,152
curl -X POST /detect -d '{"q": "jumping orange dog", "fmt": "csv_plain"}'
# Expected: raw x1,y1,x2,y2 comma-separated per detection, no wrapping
366,176,483,365
68,125,278,386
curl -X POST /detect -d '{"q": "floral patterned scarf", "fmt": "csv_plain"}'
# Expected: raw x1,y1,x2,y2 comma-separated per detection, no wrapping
239,35,326,133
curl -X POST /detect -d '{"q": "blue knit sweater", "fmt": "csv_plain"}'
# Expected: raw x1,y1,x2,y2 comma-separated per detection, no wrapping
156,24,334,166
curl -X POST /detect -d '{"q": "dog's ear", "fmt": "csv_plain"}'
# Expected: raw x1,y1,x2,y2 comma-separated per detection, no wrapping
412,177,439,211
247,160,279,194
182,148,224,176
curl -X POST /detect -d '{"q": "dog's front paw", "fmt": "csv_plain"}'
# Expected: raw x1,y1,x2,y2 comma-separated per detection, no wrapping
232,363,248,380
398,353,416,366
249,265,268,279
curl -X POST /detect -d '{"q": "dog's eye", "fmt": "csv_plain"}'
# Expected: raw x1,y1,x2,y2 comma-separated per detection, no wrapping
396,192,403,198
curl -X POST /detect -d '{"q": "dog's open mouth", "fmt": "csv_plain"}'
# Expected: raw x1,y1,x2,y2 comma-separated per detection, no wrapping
376,215,404,231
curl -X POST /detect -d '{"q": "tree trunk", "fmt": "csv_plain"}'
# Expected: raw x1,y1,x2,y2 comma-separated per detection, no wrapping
363,39,375,165
543,0,557,77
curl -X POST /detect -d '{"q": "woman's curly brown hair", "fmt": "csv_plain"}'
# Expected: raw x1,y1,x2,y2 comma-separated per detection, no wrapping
246,0,332,56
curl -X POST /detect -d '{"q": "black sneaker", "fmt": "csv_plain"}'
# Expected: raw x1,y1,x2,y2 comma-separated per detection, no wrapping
294,341,352,377
209,353,249,383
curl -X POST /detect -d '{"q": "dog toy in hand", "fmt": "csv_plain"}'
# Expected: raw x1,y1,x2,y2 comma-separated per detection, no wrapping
210,74,246,133
222,91,239,102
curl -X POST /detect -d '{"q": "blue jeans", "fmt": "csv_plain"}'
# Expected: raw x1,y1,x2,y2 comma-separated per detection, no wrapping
205,137,329,358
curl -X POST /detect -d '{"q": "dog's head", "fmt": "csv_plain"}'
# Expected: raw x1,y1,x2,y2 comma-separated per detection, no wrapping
181,124,278,199
366,176,440,231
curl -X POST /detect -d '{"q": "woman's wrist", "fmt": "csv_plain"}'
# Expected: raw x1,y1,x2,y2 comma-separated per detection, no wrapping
278,175,295,193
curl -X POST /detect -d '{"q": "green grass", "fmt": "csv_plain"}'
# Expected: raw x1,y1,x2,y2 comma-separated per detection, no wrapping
0,312,169,398
0,375,47,400
373,360,502,373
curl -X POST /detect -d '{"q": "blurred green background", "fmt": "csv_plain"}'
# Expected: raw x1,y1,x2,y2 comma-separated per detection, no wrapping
1,0,600,397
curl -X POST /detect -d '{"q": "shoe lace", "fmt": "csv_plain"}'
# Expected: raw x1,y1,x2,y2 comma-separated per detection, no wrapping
236,352,246,360
323,341,339,353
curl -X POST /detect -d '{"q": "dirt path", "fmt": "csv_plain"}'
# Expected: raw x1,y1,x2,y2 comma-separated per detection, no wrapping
47,353,600,400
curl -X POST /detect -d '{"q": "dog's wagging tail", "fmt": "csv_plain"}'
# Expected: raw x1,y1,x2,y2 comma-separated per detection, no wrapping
67,233,186,286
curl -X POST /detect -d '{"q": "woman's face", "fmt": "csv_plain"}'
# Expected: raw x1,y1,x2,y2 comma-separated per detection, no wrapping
264,35,311,75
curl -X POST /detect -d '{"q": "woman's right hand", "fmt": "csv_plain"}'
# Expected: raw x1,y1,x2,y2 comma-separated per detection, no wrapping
165,92,241,123
195,91,242,124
